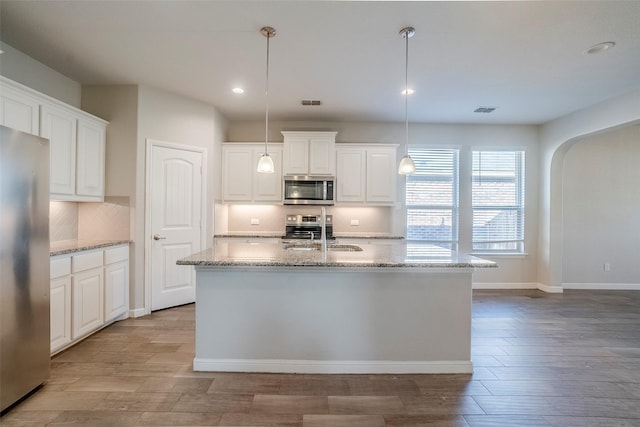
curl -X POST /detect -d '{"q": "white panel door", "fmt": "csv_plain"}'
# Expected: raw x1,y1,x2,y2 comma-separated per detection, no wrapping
76,118,106,198
41,104,77,195
150,144,203,311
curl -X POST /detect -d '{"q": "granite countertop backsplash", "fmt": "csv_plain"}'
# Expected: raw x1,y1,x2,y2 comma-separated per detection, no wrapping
50,239,131,256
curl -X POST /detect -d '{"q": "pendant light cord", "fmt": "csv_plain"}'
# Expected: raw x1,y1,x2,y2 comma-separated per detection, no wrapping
264,31,270,154
404,30,409,156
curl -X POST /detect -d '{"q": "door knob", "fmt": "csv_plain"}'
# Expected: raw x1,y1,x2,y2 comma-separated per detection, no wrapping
153,234,166,240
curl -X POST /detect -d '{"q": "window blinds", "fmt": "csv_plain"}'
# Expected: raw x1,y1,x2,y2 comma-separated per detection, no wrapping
406,148,459,249
472,150,525,252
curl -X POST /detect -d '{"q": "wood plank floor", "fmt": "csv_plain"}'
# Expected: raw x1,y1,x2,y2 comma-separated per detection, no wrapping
3,289,640,426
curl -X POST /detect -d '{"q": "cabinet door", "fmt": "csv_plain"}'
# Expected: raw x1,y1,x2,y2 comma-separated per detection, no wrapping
336,148,366,203
50,276,72,354
76,118,106,199
72,267,104,339
41,104,77,196
366,148,396,204
0,86,40,135
283,137,309,175
308,137,335,175
105,260,128,322
253,146,283,202
222,146,253,201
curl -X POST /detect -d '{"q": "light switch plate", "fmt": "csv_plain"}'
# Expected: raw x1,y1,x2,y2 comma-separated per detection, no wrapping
251,218,260,225
351,219,360,226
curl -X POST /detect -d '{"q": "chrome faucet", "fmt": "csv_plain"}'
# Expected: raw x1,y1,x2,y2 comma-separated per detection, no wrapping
320,206,327,251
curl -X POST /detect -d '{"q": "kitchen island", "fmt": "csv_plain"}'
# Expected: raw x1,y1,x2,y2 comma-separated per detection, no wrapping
178,240,495,374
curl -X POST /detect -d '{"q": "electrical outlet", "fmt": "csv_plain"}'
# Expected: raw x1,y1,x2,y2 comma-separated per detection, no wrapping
350,219,360,226
250,218,260,225
604,262,611,272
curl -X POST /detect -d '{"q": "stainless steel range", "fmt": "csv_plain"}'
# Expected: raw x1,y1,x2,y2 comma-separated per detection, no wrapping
284,214,334,240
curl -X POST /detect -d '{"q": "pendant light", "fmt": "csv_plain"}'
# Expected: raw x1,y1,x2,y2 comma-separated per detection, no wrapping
398,26,416,175
257,26,276,174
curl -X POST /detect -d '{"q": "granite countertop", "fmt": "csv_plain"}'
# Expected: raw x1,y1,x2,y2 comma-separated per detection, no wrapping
178,240,496,269
50,239,131,256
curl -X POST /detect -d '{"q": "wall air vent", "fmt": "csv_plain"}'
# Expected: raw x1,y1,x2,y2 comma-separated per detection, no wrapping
474,106,497,113
301,100,322,106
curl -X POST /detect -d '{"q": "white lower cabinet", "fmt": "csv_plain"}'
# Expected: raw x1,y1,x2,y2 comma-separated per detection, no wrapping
104,246,129,322
50,275,72,353
50,244,129,354
72,267,104,339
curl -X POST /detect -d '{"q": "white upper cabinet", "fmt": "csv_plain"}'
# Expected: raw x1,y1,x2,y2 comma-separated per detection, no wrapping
0,77,108,202
282,131,337,175
76,118,106,198
336,147,366,203
366,148,397,204
0,83,40,135
336,144,397,205
41,104,78,196
222,143,283,203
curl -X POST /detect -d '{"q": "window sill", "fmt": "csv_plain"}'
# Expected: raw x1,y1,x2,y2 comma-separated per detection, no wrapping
470,252,528,258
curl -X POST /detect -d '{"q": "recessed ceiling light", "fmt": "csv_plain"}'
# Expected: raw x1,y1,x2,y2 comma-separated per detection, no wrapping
586,41,615,55
0,50,4,54
232,87,244,94
401,89,415,95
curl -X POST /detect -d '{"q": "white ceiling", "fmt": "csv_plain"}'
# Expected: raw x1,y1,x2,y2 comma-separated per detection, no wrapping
2,1,640,125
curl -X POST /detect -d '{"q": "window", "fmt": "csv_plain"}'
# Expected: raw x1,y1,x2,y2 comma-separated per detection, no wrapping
472,150,525,253
406,148,459,250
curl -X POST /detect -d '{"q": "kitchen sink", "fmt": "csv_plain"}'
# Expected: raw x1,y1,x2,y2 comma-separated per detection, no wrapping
283,243,363,252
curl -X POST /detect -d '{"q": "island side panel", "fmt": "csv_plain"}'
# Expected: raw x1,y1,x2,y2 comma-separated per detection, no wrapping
194,267,473,374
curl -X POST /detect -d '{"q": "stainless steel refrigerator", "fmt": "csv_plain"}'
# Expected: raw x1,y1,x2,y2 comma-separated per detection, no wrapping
0,125,50,413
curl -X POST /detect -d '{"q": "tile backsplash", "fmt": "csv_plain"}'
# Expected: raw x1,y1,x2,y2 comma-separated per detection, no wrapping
49,197,130,242
50,201,79,241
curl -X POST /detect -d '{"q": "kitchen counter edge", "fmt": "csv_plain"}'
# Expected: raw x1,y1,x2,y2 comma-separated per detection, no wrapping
50,239,132,257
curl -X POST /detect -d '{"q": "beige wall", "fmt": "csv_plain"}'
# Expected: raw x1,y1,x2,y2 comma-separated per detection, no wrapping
561,125,640,286
0,41,81,108
538,88,640,291
82,84,228,313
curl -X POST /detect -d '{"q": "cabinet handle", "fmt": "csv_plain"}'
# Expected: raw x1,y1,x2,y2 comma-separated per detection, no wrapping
153,234,166,240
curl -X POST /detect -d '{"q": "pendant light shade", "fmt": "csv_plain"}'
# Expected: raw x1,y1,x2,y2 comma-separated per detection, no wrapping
257,153,275,173
398,26,416,175
257,26,276,174
398,154,416,175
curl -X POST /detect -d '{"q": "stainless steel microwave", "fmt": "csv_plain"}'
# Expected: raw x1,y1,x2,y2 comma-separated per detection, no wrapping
283,175,335,205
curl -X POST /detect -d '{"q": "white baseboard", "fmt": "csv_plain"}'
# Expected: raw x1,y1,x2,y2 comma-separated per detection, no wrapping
473,282,538,290
129,307,148,318
537,282,564,293
562,282,640,290
193,358,473,374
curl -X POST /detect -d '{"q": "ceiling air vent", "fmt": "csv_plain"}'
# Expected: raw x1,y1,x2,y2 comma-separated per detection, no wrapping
474,106,497,113
301,100,322,106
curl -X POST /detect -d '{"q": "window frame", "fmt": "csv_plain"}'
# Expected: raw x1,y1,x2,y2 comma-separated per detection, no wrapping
405,147,460,251
471,148,526,254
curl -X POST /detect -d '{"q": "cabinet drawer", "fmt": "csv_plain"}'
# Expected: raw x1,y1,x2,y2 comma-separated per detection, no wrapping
50,257,71,279
72,250,103,273
104,245,129,265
